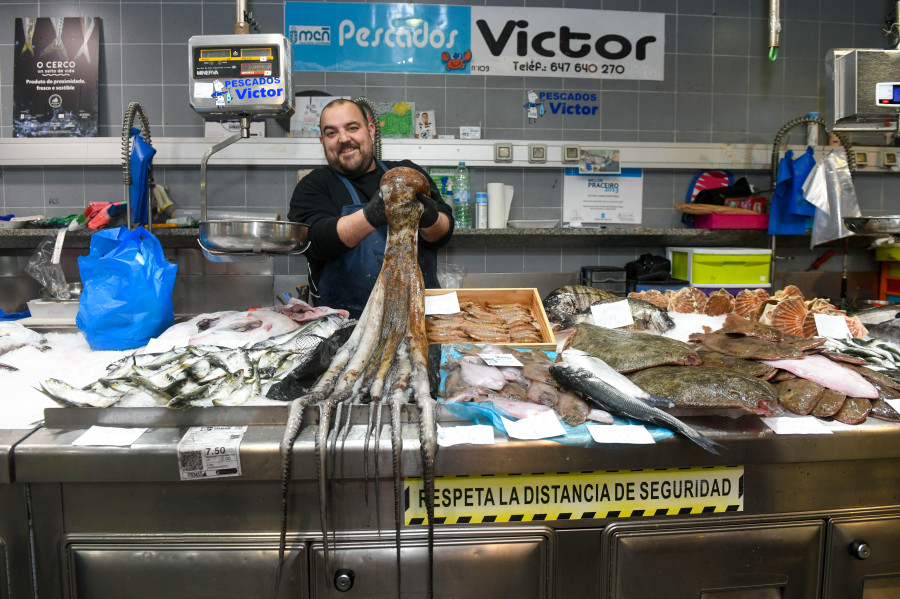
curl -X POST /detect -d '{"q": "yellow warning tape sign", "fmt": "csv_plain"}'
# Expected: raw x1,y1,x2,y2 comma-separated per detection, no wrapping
405,466,743,525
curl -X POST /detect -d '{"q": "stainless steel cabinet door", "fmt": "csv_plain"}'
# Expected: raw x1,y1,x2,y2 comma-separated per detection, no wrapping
602,518,823,599
825,514,900,599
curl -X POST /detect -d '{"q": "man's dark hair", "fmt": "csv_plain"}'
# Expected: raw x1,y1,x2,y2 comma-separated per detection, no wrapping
319,98,369,130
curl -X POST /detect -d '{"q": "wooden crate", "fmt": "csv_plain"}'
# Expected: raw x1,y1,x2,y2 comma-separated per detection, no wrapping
424,288,556,351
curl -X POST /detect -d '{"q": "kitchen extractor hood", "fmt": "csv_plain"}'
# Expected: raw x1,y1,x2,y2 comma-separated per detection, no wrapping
826,48,900,132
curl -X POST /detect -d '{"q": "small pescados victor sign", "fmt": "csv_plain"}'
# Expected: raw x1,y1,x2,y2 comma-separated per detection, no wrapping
285,3,664,80
13,17,100,138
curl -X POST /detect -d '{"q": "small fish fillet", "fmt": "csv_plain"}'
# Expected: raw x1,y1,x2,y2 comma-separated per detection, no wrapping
761,354,878,399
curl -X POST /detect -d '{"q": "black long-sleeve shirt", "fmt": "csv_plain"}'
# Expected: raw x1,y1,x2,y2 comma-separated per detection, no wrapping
287,160,454,290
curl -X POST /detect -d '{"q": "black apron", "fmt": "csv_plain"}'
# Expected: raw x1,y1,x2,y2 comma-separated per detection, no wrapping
315,162,439,319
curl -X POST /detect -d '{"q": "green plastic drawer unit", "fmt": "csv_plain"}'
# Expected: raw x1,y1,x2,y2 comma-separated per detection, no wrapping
666,247,772,287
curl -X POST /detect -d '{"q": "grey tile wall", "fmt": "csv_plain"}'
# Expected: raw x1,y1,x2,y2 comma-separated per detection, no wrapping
0,0,896,285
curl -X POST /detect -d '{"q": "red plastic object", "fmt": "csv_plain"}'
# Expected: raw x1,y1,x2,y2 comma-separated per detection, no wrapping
692,213,769,229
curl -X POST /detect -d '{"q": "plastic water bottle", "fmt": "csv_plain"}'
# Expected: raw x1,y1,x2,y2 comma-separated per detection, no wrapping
453,161,471,229
475,192,488,229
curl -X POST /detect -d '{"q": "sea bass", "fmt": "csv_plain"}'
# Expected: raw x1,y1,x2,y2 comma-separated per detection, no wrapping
565,323,701,373
561,349,675,408
550,360,721,454
560,297,676,335
762,354,879,399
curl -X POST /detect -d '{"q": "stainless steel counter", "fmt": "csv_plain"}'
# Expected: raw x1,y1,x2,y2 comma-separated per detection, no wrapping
7,409,900,598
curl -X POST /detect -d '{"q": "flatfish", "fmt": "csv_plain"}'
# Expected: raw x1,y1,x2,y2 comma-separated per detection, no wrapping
810,389,846,418
833,397,871,425
774,378,825,415
543,285,618,324
628,365,778,416
565,323,700,373
697,350,777,379
722,313,784,341
689,331,806,360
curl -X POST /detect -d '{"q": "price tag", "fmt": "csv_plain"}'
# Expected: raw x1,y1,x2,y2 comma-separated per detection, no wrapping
762,416,832,435
72,426,147,447
886,398,900,414
500,410,565,440
590,299,634,329
813,313,852,339
177,426,247,480
480,353,523,367
586,424,655,445
437,424,495,447
52,228,66,264
424,291,461,315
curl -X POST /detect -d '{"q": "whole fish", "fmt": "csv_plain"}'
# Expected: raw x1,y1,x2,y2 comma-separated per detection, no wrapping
561,298,675,334
550,361,721,454
689,331,807,360
561,349,675,408
628,365,778,417
39,379,120,408
865,321,900,346
761,354,879,399
833,397,871,424
565,323,701,373
696,350,777,379
855,304,900,325
0,322,49,356
74,17,95,63
543,285,618,325
774,378,824,415
810,388,846,418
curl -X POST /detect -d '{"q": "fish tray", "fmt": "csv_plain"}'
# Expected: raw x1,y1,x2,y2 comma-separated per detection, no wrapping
425,288,556,351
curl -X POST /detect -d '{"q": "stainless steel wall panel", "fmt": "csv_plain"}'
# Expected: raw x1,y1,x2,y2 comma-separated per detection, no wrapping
824,515,900,599
64,538,305,599
602,518,824,598
0,484,35,599
309,528,551,599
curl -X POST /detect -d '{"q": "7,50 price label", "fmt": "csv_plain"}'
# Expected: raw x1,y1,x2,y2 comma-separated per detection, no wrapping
177,426,248,480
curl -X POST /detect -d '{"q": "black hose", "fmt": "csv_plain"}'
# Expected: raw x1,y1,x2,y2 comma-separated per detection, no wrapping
770,116,855,188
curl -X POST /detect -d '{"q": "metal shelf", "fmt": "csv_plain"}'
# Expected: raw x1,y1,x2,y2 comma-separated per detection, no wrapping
0,137,878,170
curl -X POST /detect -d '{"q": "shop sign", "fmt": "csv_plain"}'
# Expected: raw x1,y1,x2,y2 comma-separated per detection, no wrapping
284,3,664,80
405,466,743,525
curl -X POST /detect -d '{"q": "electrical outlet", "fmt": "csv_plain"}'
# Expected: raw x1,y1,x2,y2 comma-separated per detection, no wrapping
493,142,513,163
528,143,547,163
562,144,581,163
856,151,869,167
884,150,898,167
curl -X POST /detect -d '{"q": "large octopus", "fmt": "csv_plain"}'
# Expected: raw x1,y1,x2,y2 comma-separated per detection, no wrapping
276,167,437,597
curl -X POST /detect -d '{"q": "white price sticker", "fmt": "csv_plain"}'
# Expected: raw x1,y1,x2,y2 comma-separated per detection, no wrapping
177,426,247,480
424,291,461,315
500,410,565,440
813,313,851,339
590,299,634,329
480,353,523,367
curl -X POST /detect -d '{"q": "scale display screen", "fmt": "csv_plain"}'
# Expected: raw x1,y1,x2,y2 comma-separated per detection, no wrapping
875,81,900,106
192,44,280,79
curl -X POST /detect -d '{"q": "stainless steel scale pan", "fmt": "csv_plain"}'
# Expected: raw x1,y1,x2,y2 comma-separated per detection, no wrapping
843,215,900,234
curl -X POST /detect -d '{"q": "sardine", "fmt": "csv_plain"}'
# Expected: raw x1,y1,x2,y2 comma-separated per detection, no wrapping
550,362,722,454
74,17,95,63
39,379,120,408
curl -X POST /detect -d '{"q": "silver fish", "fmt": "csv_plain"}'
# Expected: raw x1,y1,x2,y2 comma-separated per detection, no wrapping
550,360,721,454
39,379,120,408
74,17,95,63
561,298,676,334
561,349,675,409
40,17,68,60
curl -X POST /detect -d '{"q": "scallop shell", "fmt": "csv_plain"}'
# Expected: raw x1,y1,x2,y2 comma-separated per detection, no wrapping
753,288,771,301
769,297,809,336
641,289,670,310
801,311,819,338
667,287,698,313
627,291,645,300
734,289,764,318
752,298,777,323
774,285,805,302
805,297,835,312
689,287,708,313
704,289,736,316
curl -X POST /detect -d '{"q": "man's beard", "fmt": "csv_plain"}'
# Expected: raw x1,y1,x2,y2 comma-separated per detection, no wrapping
329,142,373,177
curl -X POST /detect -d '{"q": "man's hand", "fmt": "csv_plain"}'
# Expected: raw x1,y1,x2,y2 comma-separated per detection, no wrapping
362,189,387,228
416,191,440,229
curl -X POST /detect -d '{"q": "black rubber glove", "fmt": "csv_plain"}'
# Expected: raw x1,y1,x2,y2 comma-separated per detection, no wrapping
416,191,440,229
362,189,387,228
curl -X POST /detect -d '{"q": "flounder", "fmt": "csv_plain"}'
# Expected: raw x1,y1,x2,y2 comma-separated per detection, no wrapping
628,365,777,416
565,323,700,373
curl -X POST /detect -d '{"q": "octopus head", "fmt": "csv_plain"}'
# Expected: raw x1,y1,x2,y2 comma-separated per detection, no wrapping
381,167,430,226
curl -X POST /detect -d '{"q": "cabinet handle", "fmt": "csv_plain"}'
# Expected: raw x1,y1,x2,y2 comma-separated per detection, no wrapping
334,568,355,592
848,540,871,560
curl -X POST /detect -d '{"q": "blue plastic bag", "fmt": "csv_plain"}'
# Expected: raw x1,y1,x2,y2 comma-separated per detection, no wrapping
76,226,177,350
787,146,817,217
129,128,156,225
767,149,809,235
